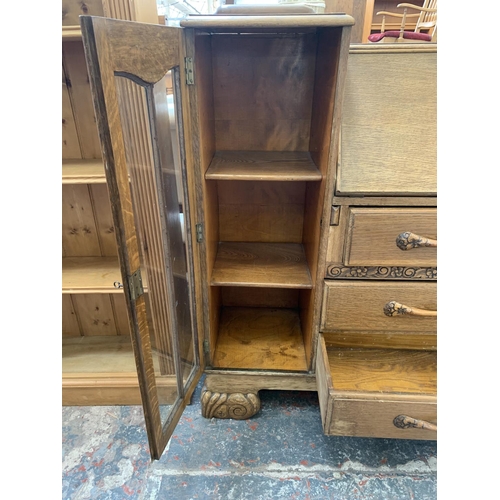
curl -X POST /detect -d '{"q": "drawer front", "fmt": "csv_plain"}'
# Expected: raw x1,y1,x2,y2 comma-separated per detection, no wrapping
315,336,437,440
320,281,436,334
344,207,436,267
324,397,437,440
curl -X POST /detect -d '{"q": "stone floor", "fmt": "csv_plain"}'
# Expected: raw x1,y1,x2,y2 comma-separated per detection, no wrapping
62,377,437,499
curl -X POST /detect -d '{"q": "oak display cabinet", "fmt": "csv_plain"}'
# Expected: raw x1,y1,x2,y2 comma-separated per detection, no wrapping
78,11,437,459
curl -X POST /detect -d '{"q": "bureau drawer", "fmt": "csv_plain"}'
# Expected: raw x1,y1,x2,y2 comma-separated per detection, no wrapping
321,281,436,335
316,336,437,440
344,207,436,267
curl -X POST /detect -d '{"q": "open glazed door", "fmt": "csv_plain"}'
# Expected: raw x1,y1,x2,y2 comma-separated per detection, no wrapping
80,16,203,459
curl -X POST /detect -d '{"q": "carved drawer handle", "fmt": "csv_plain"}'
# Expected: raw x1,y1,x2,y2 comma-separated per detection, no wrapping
384,301,437,317
393,415,437,432
396,231,437,251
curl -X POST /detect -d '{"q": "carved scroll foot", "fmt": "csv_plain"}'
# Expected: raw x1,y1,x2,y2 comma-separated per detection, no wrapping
201,388,260,420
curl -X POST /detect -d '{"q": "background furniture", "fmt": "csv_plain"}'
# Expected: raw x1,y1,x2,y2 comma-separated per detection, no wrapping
62,0,160,405
368,0,437,42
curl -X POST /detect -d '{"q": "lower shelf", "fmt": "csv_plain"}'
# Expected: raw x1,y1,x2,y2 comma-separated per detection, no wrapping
62,336,177,405
212,307,308,372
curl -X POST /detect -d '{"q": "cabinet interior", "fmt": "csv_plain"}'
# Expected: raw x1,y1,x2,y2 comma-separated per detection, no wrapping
193,27,343,371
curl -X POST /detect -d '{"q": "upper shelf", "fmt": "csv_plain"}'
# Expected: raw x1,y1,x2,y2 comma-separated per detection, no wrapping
205,151,322,181
62,159,106,184
211,242,312,289
62,257,122,294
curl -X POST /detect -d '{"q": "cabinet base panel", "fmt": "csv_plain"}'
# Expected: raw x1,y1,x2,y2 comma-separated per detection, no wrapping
62,374,178,406
201,370,316,419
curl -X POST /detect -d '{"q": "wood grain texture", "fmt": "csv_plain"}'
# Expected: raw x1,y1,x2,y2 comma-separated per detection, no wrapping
323,331,436,350
212,307,308,371
321,280,436,333
205,151,322,181
62,41,102,159
62,257,121,293
211,242,312,289
72,294,118,336
185,30,218,364
62,66,81,159
337,48,437,195
221,287,299,309
344,207,437,266
114,76,176,375
204,371,317,393
211,34,316,151
90,184,119,256
110,294,131,335
316,345,437,439
62,295,81,337
62,335,137,373
217,181,305,243
62,159,106,183
315,335,334,429
62,184,101,256
306,26,352,369
102,17,181,84
326,397,436,439
328,348,436,393
82,15,200,458
180,14,355,29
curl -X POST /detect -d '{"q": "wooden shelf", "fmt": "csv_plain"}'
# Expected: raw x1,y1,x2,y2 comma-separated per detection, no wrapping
62,336,178,405
205,151,322,181
328,348,437,395
212,307,308,371
63,336,136,373
62,257,122,294
211,242,312,289
62,159,106,184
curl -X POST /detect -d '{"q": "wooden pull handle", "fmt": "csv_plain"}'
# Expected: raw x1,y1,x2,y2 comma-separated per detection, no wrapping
396,231,437,251
384,301,437,317
393,414,437,432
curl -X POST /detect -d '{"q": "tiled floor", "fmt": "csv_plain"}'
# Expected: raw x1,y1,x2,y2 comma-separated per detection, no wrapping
62,377,437,499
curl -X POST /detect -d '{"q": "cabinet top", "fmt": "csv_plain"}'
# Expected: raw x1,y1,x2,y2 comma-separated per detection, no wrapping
180,13,355,30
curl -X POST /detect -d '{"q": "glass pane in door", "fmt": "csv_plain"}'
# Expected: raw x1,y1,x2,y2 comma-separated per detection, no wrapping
114,69,197,427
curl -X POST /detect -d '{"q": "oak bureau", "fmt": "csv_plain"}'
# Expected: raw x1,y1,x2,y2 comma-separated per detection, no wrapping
74,11,436,459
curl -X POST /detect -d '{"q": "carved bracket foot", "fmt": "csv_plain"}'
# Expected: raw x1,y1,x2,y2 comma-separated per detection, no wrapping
201,388,260,419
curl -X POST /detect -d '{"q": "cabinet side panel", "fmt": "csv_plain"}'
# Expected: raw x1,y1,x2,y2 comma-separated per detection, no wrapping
301,27,344,366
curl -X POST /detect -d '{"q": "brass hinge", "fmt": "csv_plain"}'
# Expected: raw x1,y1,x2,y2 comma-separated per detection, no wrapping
196,223,203,243
203,339,209,354
330,205,340,226
185,57,194,85
128,269,144,301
